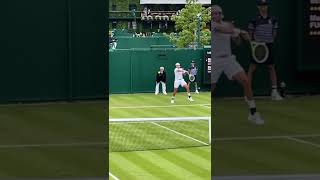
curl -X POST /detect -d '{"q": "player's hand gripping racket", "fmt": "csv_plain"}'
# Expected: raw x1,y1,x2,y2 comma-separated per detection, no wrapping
250,41,269,64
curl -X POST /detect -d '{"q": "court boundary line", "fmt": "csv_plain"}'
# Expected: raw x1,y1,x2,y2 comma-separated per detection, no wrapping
110,117,210,122
110,104,210,109
2,134,319,149
109,172,120,180
212,174,320,180
0,142,107,149
286,137,320,148
215,134,320,141
151,122,209,145
201,104,211,109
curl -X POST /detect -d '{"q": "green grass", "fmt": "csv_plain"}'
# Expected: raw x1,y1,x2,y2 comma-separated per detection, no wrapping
109,92,211,180
213,95,320,176
0,102,106,178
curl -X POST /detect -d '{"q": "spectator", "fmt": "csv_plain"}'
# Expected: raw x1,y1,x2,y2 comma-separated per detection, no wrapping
155,67,167,95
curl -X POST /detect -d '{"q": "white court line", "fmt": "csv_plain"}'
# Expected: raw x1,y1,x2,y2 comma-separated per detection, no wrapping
110,117,210,122
201,104,211,109
150,122,209,145
0,142,107,149
213,174,320,180
109,172,120,180
110,104,210,109
286,137,320,148
2,134,320,149
214,134,320,141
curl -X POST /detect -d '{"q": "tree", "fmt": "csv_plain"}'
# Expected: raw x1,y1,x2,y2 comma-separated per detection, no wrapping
166,0,211,48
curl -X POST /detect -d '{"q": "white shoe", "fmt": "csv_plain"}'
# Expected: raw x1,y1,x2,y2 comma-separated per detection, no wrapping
171,99,175,104
163,92,167,95
248,112,264,125
155,92,159,95
188,97,194,102
195,90,199,94
271,91,283,101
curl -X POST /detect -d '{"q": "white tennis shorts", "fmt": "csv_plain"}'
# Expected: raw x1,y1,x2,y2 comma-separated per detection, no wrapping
174,79,187,88
211,55,244,83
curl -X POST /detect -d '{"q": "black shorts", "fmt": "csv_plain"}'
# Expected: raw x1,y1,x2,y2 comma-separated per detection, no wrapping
250,43,274,65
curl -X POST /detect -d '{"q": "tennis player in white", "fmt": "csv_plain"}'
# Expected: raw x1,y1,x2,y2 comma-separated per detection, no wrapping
171,63,194,104
212,5,264,125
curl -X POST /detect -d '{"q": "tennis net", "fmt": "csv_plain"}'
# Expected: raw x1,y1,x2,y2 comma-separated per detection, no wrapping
109,117,211,152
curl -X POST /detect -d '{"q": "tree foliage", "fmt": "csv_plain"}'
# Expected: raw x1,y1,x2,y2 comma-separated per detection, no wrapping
165,0,211,48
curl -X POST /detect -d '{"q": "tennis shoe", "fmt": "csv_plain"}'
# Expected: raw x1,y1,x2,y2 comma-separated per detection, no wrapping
171,99,175,104
188,97,194,102
248,112,264,125
163,92,167,95
271,91,283,101
195,90,199,94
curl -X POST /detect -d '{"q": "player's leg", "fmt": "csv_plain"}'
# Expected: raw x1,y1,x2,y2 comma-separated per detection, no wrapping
247,63,257,89
225,56,264,125
194,82,199,94
268,65,282,100
232,71,264,125
171,81,179,103
183,82,194,102
210,57,224,93
192,75,199,94
161,81,167,95
155,82,160,95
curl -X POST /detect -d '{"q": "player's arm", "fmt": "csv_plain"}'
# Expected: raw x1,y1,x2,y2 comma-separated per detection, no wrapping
232,29,249,45
248,19,255,41
232,35,241,45
273,31,277,40
156,72,160,82
176,68,186,73
213,22,237,34
272,17,279,40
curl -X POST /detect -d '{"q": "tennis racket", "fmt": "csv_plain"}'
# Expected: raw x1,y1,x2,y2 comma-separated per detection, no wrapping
189,74,195,82
251,41,269,64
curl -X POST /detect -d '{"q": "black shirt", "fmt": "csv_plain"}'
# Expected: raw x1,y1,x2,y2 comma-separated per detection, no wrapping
156,71,166,83
248,15,278,43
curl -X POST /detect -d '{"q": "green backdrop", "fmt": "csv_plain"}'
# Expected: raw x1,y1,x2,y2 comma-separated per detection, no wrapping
0,0,107,103
109,48,206,94
115,36,172,49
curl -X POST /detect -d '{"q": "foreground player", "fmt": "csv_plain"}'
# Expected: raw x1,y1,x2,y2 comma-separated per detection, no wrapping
211,5,264,125
171,63,194,104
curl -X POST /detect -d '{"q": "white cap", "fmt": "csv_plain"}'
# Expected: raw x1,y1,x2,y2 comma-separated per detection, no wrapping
175,63,180,66
160,67,164,70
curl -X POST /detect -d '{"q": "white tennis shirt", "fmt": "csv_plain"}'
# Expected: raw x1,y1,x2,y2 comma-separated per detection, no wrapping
174,68,185,81
212,21,232,58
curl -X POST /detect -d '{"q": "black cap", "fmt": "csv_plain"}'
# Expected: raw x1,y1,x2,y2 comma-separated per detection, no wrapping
257,0,268,6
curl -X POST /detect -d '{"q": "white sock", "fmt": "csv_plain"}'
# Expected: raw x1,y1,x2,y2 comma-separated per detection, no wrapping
248,100,256,109
272,86,277,92
244,97,256,108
